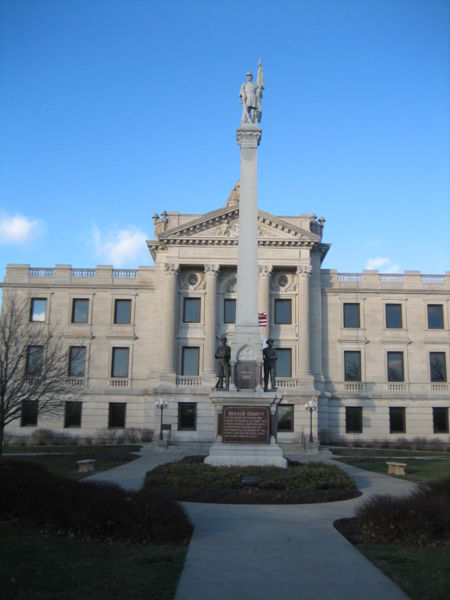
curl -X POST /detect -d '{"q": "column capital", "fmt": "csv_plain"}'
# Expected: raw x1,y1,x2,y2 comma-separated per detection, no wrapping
236,125,262,149
258,265,273,278
204,264,220,277
297,265,312,278
164,263,179,276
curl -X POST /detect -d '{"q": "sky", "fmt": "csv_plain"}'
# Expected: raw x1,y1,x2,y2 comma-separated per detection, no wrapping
1,0,449,280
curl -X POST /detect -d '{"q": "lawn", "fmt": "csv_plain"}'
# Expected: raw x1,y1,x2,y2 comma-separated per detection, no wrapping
335,457,450,483
0,524,187,600
144,456,360,503
1,444,142,479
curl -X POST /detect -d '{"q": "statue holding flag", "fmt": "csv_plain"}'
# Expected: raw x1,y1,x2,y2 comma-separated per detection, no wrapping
239,59,264,124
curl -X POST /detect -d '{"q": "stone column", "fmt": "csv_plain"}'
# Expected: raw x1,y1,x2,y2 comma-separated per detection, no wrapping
310,252,323,379
297,265,312,376
231,124,263,368
203,264,220,376
161,263,179,376
258,265,272,340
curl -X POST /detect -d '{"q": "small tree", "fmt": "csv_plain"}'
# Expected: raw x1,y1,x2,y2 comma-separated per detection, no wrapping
0,295,80,455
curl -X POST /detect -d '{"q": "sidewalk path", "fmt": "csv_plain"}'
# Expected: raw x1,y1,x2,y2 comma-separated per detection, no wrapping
87,445,416,600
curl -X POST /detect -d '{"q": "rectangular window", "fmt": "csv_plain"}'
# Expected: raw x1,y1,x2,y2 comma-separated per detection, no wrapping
64,401,82,428
26,345,43,376
386,304,402,328
108,403,126,428
343,303,360,328
428,305,444,329
275,299,292,324
114,299,131,324
183,298,200,323
430,352,447,382
277,405,294,432
30,298,47,322
224,299,236,323
181,347,199,376
345,407,363,433
72,299,89,323
389,407,406,433
68,346,86,377
387,352,404,382
178,402,197,430
433,408,449,434
111,347,129,378
277,348,292,377
344,351,361,381
21,400,38,426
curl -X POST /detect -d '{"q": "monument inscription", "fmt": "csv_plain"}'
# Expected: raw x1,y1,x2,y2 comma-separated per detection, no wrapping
236,361,259,389
223,406,269,443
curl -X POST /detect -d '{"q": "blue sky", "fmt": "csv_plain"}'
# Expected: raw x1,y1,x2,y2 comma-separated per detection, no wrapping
1,0,448,278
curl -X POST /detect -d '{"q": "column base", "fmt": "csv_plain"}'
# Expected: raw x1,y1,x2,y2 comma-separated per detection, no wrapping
205,442,287,468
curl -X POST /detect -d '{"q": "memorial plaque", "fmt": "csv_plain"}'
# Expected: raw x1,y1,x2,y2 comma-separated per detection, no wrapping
223,406,270,443
236,361,259,389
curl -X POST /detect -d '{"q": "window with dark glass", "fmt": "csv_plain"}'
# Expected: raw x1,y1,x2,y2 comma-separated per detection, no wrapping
344,351,361,381
345,407,363,433
182,347,199,376
114,299,131,324
183,298,200,323
21,400,38,426
72,299,89,323
108,403,126,428
427,305,444,329
224,299,236,323
389,407,406,433
343,303,360,328
387,352,404,382
64,401,82,428
277,348,292,377
433,407,449,434
26,345,43,376
30,298,47,322
275,299,292,324
68,346,86,377
430,352,447,382
277,405,294,432
111,347,129,377
178,402,197,430
386,304,402,328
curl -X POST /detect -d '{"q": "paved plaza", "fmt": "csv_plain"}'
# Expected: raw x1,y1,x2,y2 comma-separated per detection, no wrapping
87,444,416,600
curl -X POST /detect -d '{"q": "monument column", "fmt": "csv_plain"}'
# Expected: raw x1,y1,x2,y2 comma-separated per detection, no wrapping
203,264,220,376
297,265,312,376
161,263,179,376
258,265,272,340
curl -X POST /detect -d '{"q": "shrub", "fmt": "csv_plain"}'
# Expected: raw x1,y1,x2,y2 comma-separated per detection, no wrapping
0,460,192,545
355,476,450,546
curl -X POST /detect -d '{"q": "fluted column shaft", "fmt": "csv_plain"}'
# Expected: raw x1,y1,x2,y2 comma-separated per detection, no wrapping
258,265,272,340
297,266,312,375
162,264,179,374
204,264,220,374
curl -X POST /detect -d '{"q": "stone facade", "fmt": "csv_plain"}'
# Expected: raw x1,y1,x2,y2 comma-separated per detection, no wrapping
2,191,449,444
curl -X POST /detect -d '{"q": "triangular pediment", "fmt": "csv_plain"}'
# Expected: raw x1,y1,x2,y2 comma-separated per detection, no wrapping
156,207,320,243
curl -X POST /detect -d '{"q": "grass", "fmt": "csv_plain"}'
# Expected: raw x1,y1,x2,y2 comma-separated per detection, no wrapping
144,456,360,503
1,445,142,479
0,524,187,600
358,545,450,600
329,447,449,458
336,457,450,483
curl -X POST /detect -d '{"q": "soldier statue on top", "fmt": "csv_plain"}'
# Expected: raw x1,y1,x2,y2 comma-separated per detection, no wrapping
239,59,264,124
215,336,231,390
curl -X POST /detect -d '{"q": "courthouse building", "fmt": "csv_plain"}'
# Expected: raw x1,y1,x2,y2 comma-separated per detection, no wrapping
2,182,449,444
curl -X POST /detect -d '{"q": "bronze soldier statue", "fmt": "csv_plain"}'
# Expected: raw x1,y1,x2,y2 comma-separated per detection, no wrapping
263,338,277,391
215,336,231,390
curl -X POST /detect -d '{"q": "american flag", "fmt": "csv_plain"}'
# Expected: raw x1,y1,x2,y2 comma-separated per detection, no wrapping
258,312,268,327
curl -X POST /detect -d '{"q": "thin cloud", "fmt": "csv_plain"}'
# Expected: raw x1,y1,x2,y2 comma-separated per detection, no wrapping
0,214,45,244
365,257,400,273
92,225,148,267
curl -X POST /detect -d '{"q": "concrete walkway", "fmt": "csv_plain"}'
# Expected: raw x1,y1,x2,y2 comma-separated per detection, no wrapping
86,444,416,600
